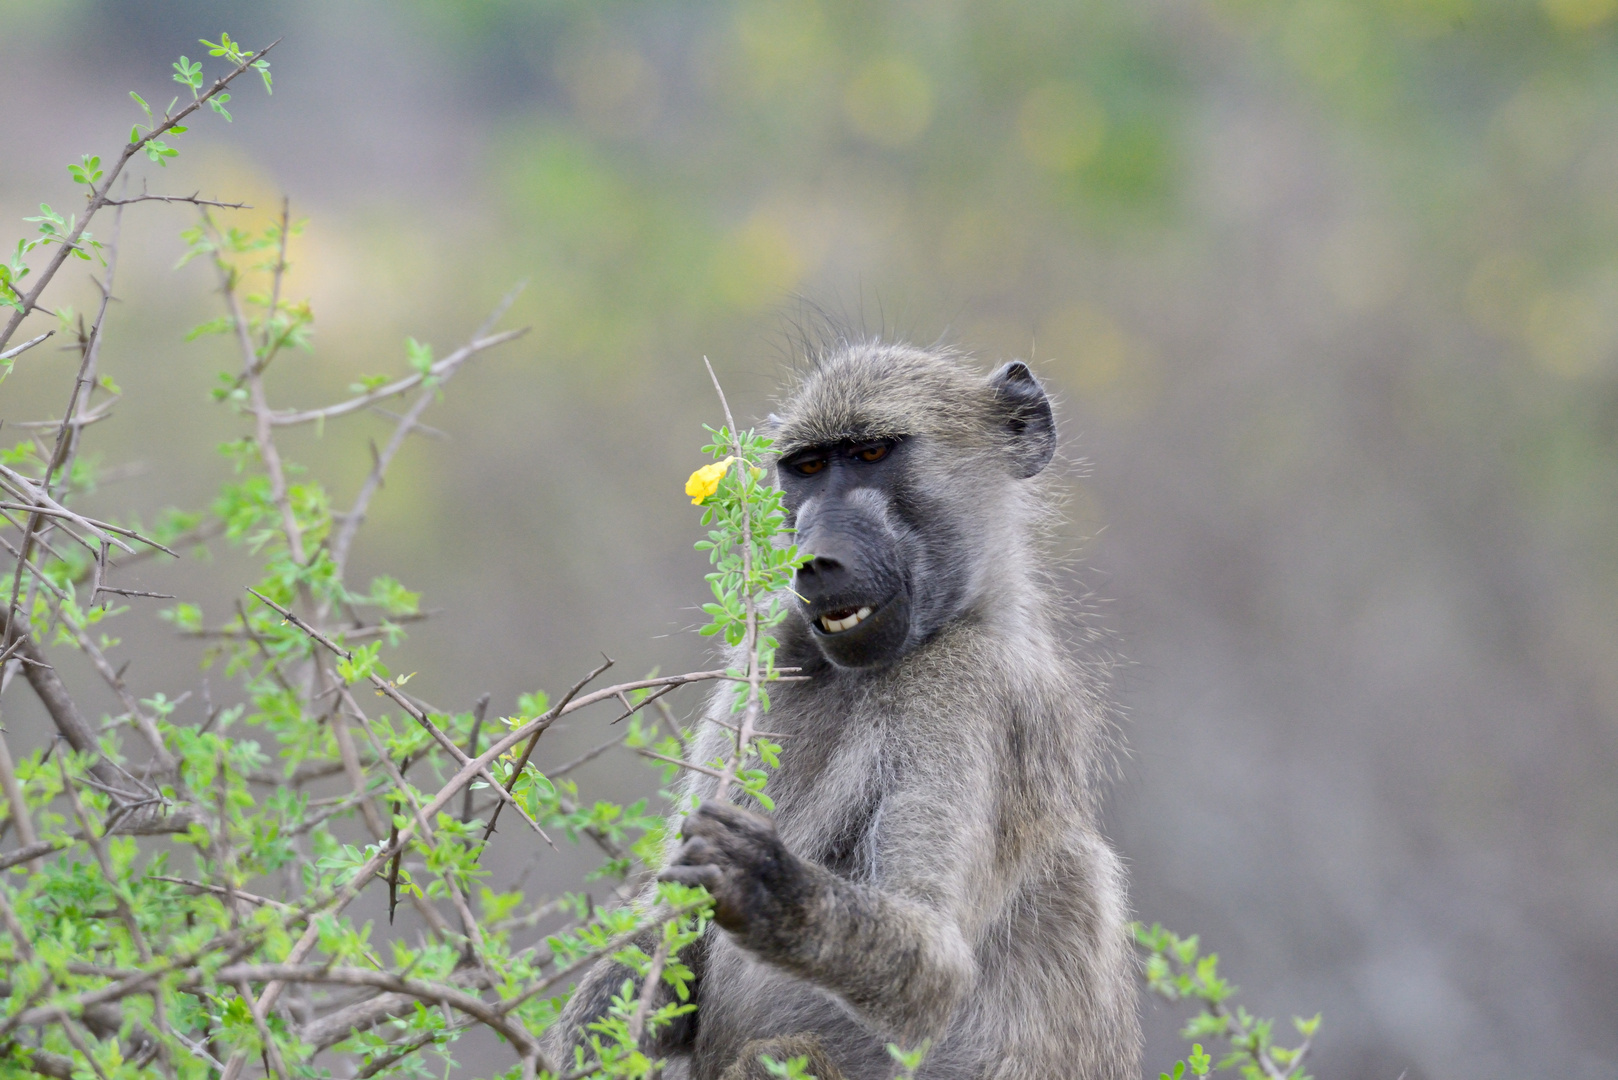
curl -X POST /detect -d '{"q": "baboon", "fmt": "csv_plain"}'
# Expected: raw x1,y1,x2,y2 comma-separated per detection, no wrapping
549,341,1141,1079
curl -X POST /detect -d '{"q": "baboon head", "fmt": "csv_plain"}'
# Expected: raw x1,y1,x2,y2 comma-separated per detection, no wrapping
768,342,1056,669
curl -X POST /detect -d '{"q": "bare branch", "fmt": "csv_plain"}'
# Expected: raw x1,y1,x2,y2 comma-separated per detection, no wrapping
102,192,251,209
3,398,117,429
0,608,101,760
0,839,59,873
634,747,729,781
546,728,632,780
482,656,613,843
267,328,529,426
89,586,174,600
216,965,547,1064
0,330,52,363
146,876,294,912
0,501,168,554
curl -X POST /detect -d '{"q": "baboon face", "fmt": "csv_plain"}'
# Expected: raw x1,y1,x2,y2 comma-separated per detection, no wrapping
771,347,1055,669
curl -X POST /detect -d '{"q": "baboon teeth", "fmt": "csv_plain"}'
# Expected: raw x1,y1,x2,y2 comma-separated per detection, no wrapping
818,606,873,633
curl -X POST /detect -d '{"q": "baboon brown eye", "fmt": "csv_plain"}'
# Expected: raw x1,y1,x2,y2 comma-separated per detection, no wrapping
856,444,889,463
794,457,827,476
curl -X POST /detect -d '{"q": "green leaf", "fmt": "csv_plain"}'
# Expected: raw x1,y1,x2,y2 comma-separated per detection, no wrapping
173,55,204,93
336,642,388,684
405,336,434,376
185,315,235,341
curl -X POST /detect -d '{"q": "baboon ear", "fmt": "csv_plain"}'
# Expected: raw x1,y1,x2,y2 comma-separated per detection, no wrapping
988,361,1056,478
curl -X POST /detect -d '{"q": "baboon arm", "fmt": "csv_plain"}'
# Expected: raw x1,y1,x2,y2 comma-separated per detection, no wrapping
676,754,999,1039
772,864,979,1039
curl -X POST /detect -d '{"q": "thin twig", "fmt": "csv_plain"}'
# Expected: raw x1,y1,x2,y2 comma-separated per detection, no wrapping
481,657,613,842
49,200,125,501
267,329,528,426
90,586,175,599
0,330,52,362
634,747,729,781
0,500,149,552
102,192,251,209
146,876,295,912
5,397,119,430
461,693,490,824
0,723,41,872
626,933,672,1047
545,728,632,780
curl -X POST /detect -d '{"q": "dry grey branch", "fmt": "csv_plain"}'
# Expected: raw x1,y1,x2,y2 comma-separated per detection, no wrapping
0,330,53,363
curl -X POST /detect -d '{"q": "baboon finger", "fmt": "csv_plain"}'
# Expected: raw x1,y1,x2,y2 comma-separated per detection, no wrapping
670,836,718,865
658,864,723,890
688,799,776,840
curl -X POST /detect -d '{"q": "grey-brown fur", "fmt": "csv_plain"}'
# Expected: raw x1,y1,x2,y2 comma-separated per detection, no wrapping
549,341,1140,1079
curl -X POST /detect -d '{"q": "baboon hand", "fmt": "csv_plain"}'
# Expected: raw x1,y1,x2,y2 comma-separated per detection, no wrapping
659,800,816,942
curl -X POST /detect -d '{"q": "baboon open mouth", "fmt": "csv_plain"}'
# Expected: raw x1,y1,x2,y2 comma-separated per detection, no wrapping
816,605,874,634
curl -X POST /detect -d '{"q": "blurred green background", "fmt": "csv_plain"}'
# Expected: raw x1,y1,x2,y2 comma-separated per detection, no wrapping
3,1,1617,1076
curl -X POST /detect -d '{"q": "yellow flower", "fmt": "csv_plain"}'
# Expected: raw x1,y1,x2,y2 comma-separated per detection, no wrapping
686,457,735,504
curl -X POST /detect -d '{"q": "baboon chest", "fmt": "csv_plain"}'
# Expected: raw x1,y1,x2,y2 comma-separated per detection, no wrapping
763,707,888,881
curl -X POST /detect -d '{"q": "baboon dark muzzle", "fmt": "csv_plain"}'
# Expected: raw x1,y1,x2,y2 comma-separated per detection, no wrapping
792,508,911,668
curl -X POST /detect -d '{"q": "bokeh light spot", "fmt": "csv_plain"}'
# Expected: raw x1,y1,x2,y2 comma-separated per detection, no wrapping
556,42,661,137
1525,289,1615,378
939,210,1027,294
1542,0,1618,31
1319,218,1406,312
1017,81,1108,174
711,216,805,309
1465,251,1543,339
843,55,934,147
1039,304,1161,415
1280,0,1369,86
733,0,831,95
